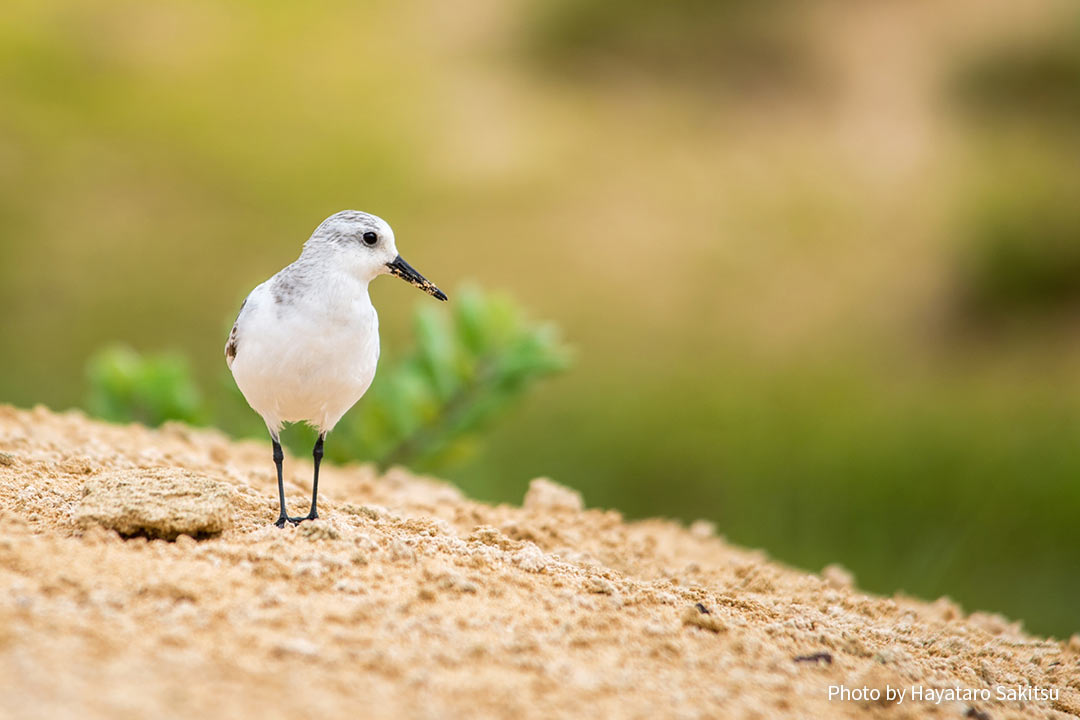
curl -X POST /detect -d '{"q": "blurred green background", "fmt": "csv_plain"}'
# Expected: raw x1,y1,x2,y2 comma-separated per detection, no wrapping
1,0,1079,636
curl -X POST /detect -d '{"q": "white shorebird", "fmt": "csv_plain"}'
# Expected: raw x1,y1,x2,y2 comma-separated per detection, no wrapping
225,210,447,527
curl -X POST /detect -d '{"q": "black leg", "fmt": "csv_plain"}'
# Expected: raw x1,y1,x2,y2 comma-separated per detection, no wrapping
272,438,291,528
271,433,324,527
305,433,325,521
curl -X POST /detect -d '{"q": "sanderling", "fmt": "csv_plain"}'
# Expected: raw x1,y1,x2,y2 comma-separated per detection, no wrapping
225,210,447,527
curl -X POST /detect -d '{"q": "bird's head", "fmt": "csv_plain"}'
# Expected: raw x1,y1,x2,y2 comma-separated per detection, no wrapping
304,210,447,301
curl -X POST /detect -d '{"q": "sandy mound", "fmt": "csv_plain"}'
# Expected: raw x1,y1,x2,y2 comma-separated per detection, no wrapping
0,405,1076,720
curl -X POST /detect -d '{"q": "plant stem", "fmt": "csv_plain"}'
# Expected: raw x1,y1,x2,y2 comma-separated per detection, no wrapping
378,359,497,469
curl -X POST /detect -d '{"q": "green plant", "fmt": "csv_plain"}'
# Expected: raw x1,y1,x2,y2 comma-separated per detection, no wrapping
303,285,572,471
85,345,207,427
85,287,571,472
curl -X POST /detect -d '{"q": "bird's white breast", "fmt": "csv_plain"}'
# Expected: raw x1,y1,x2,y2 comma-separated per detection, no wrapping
228,271,380,434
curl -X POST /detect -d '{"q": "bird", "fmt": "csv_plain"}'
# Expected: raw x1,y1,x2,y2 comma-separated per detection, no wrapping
225,210,447,527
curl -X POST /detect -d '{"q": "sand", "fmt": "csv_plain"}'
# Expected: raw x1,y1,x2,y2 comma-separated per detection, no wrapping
0,405,1076,720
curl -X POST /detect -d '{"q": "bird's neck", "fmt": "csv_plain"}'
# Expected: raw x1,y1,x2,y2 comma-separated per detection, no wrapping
315,269,374,317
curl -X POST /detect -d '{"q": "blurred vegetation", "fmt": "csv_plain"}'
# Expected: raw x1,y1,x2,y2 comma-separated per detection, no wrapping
528,0,812,89
86,288,570,473
953,15,1080,123
951,14,1080,325
86,346,205,427
326,286,572,471
955,176,1080,321
2,0,1079,637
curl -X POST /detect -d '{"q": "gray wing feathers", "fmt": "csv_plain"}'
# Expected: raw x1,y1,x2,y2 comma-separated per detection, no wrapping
225,298,247,368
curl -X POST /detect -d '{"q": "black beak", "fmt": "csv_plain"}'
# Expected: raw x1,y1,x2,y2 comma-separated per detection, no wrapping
387,255,448,301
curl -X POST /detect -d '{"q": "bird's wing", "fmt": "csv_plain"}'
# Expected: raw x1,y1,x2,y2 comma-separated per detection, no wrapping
224,297,247,369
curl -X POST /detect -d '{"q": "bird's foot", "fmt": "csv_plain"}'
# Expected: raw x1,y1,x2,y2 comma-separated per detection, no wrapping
294,506,318,523
273,513,317,527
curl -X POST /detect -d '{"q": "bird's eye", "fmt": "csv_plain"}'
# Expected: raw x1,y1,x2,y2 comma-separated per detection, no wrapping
362,231,378,246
